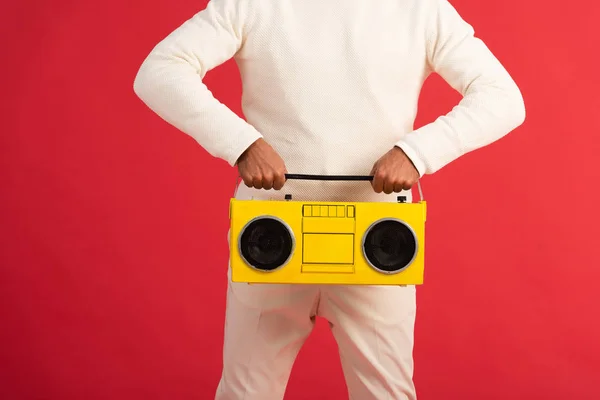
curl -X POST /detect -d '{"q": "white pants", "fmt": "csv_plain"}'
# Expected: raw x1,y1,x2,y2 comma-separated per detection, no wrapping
214,272,417,400
216,183,418,399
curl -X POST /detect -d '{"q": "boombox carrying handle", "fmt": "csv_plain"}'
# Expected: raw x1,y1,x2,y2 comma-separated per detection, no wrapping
284,174,424,201
234,174,424,201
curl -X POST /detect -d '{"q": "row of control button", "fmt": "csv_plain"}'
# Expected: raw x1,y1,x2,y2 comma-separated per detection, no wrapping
303,205,355,218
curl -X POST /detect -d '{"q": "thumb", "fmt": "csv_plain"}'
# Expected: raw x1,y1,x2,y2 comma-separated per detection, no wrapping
369,165,379,189
369,162,377,176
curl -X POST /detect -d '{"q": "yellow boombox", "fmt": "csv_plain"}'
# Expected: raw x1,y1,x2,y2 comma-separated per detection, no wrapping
229,174,427,286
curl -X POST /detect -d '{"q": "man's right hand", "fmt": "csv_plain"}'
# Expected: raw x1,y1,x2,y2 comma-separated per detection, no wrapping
236,138,288,190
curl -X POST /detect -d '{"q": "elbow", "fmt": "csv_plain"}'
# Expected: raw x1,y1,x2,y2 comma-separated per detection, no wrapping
132,48,197,107
133,60,153,104
133,68,143,98
499,77,526,131
133,49,166,105
476,73,526,132
509,86,526,129
486,79,526,134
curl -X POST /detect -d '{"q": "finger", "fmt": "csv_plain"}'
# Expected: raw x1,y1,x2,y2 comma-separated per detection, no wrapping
369,164,378,189
252,176,263,190
403,180,415,191
393,182,404,193
383,179,394,194
273,171,286,190
262,174,274,190
372,172,384,193
241,173,253,188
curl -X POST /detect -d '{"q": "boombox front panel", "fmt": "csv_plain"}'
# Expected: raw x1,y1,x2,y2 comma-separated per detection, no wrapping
229,198,426,285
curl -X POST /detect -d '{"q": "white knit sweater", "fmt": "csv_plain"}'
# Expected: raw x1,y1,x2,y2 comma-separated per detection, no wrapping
134,0,525,202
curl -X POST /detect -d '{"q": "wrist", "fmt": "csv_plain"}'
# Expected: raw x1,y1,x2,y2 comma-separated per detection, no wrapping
235,138,263,165
393,143,426,178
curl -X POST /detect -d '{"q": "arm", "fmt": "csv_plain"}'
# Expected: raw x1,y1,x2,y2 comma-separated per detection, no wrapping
394,0,526,177
133,0,262,167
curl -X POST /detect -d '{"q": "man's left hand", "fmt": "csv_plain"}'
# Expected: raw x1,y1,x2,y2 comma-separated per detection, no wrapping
370,146,420,194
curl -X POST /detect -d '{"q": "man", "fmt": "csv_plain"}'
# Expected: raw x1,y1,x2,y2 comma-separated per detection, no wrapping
133,0,525,398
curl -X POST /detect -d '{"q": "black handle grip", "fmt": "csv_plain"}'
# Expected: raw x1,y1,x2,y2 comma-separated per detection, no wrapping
284,174,374,181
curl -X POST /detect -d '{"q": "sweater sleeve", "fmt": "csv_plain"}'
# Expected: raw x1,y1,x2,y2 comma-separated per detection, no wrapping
394,0,526,177
133,0,262,167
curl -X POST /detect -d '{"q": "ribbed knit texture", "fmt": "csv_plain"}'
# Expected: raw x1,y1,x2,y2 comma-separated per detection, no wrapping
134,0,525,202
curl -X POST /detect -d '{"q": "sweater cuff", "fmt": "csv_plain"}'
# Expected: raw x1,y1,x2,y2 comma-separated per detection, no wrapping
222,129,263,167
394,140,427,178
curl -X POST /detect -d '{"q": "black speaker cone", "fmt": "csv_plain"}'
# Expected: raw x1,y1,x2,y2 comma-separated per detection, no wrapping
363,219,417,273
239,217,294,271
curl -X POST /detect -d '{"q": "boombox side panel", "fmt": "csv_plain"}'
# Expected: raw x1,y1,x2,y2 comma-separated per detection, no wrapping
229,199,304,283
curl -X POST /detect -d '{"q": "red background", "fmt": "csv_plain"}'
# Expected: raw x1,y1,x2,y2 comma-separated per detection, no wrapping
2,0,599,399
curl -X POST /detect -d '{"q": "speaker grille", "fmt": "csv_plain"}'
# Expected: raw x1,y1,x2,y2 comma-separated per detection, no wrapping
239,217,294,271
362,219,417,273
